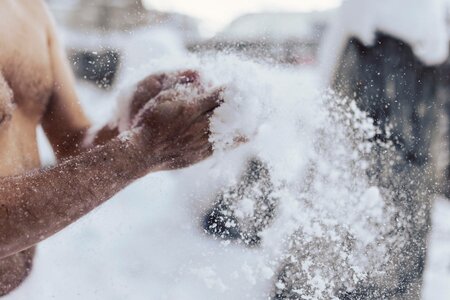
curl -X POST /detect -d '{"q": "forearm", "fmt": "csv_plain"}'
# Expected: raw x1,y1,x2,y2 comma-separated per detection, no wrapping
89,125,120,147
50,124,119,160
0,131,154,258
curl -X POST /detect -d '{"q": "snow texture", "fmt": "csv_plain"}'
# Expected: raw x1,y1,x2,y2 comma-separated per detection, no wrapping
16,27,449,299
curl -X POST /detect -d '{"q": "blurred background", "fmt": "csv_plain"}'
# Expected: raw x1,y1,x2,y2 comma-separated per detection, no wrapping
45,0,339,88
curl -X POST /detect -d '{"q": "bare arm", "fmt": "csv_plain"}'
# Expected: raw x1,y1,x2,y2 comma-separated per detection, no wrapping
0,83,220,259
40,7,202,158
0,3,220,259
0,133,147,259
40,4,119,159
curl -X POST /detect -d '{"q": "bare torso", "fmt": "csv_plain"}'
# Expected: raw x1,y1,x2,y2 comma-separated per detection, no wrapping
0,0,52,175
0,0,55,294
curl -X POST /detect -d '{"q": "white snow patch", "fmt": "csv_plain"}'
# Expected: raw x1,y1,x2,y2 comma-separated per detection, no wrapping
320,0,450,84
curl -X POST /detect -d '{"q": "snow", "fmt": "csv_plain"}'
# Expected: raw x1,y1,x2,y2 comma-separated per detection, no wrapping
320,0,450,84
215,11,333,43
422,197,450,299
9,25,450,299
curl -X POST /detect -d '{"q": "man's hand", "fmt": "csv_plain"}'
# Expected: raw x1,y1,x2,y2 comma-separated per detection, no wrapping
0,69,222,259
129,70,201,121
130,71,223,170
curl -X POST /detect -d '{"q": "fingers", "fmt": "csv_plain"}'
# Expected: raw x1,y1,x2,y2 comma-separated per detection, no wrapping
135,85,222,131
136,74,164,96
177,113,212,146
152,89,180,105
161,70,200,90
142,105,214,170
166,139,213,170
196,88,224,116
132,70,200,116
176,70,200,85
147,86,223,124
131,76,164,117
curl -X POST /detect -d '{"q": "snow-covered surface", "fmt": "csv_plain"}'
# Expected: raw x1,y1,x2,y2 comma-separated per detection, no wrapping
320,0,450,84
215,11,333,42
6,26,450,299
422,197,450,299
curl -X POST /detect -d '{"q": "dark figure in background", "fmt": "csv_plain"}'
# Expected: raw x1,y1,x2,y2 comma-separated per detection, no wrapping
276,33,440,299
205,33,442,299
331,33,439,299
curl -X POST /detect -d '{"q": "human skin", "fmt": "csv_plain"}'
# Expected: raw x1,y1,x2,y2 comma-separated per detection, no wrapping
0,0,221,295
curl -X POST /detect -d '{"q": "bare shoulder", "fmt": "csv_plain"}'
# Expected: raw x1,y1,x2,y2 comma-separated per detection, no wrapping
19,0,50,14
16,0,56,30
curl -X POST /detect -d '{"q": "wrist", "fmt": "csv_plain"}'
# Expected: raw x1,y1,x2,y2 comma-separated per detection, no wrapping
120,128,165,175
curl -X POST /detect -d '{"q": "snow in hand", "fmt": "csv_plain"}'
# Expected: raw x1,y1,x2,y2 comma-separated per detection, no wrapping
140,55,388,298
15,38,415,299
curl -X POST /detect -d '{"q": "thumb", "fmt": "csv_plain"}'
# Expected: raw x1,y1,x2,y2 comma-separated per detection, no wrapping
196,88,225,116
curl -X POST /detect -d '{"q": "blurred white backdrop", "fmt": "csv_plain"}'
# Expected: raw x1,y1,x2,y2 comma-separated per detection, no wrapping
143,0,341,33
